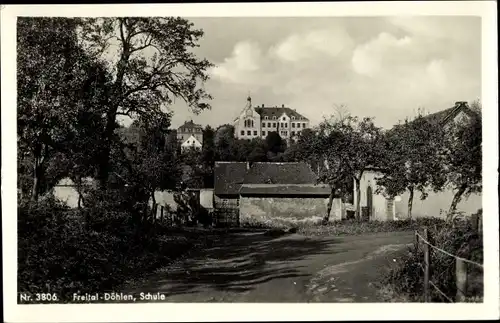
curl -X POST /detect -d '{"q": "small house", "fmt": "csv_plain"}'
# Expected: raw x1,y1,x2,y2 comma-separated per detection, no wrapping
213,161,249,209
238,162,336,224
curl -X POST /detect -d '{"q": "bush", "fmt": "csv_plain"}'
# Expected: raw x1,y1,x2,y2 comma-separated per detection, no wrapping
379,215,483,302
17,193,217,302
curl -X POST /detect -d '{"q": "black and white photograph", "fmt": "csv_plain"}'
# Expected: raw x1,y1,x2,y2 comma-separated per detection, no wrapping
1,2,498,322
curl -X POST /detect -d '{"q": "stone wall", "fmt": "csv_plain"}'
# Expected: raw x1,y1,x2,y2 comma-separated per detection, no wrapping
239,196,343,225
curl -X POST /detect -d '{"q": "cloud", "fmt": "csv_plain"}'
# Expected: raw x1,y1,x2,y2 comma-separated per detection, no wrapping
351,32,412,77
169,17,480,130
271,28,354,62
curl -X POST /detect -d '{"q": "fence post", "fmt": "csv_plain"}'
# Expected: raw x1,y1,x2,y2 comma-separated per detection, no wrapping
423,228,430,302
455,258,468,302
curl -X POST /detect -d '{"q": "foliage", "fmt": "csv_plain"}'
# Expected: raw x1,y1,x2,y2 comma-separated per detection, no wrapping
380,212,483,302
301,115,383,221
376,114,447,218
17,17,109,200
78,17,214,185
17,195,226,302
441,110,482,217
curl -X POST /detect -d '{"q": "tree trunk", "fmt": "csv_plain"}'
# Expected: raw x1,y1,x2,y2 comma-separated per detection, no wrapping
30,144,47,202
407,186,414,220
151,191,157,222
98,40,130,188
354,177,361,221
323,187,335,225
77,176,83,209
31,158,40,202
447,184,468,221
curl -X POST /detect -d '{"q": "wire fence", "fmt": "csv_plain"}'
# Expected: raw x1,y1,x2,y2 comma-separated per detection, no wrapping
414,213,483,302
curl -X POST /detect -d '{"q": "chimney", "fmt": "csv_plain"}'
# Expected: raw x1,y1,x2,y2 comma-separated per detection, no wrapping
455,101,467,106
282,104,285,108
262,104,264,108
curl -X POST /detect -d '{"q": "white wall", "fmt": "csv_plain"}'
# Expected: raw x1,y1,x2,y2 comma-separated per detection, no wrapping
394,188,482,219
357,170,482,220
356,170,393,221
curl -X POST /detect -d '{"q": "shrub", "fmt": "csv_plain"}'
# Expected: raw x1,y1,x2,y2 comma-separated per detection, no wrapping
17,192,217,302
380,216,483,302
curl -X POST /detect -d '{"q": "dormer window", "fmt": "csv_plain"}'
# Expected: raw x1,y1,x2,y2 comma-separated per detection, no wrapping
272,116,276,120
292,116,296,120
264,116,268,120
282,117,286,121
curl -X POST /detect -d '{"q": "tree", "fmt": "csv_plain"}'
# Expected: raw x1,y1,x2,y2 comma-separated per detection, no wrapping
313,116,383,223
442,109,482,219
79,17,214,186
376,115,446,219
265,131,284,154
214,124,236,161
119,116,181,219
17,17,110,201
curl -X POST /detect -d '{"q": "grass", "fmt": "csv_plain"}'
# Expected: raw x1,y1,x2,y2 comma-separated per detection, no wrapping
377,213,483,303
242,217,447,236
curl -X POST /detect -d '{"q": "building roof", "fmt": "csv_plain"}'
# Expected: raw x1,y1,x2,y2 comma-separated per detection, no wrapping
214,162,249,195
181,134,202,147
242,162,318,185
239,184,331,196
254,106,308,120
178,120,202,132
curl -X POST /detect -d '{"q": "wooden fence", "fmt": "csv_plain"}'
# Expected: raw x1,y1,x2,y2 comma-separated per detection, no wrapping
212,208,239,228
414,213,483,302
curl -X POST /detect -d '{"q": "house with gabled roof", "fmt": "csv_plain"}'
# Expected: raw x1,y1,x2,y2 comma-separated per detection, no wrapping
233,96,310,144
177,120,203,151
356,101,482,221
213,161,344,225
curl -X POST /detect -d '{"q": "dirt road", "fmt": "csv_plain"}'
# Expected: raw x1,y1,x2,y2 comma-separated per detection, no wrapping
126,230,413,302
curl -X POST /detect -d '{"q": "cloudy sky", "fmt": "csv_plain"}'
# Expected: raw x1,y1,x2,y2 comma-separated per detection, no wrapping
165,16,481,129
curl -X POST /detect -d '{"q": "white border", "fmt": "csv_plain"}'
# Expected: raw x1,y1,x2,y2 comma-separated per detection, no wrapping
2,2,498,322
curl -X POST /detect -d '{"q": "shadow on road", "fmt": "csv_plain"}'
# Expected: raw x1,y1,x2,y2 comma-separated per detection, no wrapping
132,232,341,296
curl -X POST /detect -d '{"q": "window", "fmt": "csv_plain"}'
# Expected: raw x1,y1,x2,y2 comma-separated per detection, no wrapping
254,130,257,136
292,116,296,120
292,123,295,128
283,117,287,121
272,116,276,120
262,122,266,128
284,123,288,128
291,131,295,136
264,116,268,120
267,123,271,127
247,130,251,135
297,123,301,128
273,123,276,127
241,130,244,136
303,123,306,128
280,123,283,128
262,131,266,136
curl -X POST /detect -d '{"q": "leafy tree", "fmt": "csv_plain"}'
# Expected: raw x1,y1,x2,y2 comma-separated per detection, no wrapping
376,114,446,219
17,17,109,201
214,124,236,161
442,108,482,219
79,17,214,186
117,116,181,220
313,115,383,223
265,131,284,154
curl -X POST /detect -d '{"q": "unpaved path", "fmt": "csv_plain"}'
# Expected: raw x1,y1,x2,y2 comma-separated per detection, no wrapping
126,230,413,302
